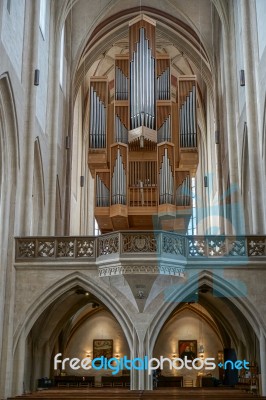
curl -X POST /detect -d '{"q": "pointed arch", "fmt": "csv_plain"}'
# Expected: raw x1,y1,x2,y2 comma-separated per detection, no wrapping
13,271,134,353
148,270,264,354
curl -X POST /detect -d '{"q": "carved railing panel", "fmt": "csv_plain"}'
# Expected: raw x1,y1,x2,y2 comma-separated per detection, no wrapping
17,239,36,258
38,240,55,257
207,237,226,257
122,232,158,253
77,239,95,257
98,233,119,256
228,238,247,257
247,237,266,256
188,237,206,257
161,232,185,256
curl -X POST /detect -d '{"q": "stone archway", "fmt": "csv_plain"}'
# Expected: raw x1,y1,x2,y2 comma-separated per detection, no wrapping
12,272,135,395
146,271,266,392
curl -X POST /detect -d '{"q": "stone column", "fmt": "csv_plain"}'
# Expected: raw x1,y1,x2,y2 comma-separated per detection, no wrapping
43,342,52,378
260,330,266,396
17,1,40,235
221,22,244,234
12,329,26,396
18,0,40,235
43,19,61,235
240,0,265,233
130,328,138,390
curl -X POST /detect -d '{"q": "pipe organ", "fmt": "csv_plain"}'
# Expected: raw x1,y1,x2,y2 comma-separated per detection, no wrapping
87,15,199,233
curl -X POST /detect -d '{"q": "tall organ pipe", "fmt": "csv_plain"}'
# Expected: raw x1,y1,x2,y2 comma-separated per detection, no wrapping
89,88,106,149
130,28,155,130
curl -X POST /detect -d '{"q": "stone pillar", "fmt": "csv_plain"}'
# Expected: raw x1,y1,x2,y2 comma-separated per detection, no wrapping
240,0,265,234
18,0,40,235
12,330,26,396
260,330,266,396
130,327,147,390
43,23,61,235
130,328,138,390
43,342,51,378
222,24,244,234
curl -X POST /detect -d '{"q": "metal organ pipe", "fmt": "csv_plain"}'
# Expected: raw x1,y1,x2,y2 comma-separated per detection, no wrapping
159,148,174,204
158,114,171,143
130,28,155,130
96,176,110,207
115,115,128,144
89,88,106,148
179,85,197,148
116,66,128,100
176,176,190,206
157,67,170,100
111,149,126,205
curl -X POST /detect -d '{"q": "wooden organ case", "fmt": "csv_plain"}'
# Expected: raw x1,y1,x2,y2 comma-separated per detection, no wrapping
88,15,199,233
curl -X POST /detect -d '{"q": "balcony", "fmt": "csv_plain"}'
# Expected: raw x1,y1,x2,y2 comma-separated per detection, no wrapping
15,232,266,277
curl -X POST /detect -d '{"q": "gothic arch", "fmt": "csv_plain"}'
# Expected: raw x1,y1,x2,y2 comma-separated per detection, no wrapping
13,271,134,353
148,270,264,355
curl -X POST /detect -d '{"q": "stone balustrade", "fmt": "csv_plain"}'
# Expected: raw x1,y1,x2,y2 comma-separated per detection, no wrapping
15,232,266,265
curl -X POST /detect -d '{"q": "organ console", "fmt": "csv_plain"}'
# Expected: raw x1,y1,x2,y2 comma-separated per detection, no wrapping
87,14,199,233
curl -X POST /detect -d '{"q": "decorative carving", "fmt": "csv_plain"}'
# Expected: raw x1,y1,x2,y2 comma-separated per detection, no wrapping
247,238,266,256
162,233,184,255
228,238,246,256
57,240,75,257
38,240,55,257
77,239,95,257
188,238,206,257
122,233,157,253
17,240,35,258
98,264,184,277
208,237,226,257
136,290,145,299
98,234,119,256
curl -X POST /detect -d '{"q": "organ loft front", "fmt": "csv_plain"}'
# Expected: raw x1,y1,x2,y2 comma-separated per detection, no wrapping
87,15,199,233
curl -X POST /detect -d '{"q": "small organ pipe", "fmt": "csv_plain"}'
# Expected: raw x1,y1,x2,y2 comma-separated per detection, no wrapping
179,84,197,148
96,176,110,207
111,149,126,205
157,68,170,100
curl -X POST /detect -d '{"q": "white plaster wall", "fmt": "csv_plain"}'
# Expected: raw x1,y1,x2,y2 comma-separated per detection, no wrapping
233,0,245,116
255,0,266,60
36,0,50,132
1,0,25,80
64,309,130,376
153,309,221,381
